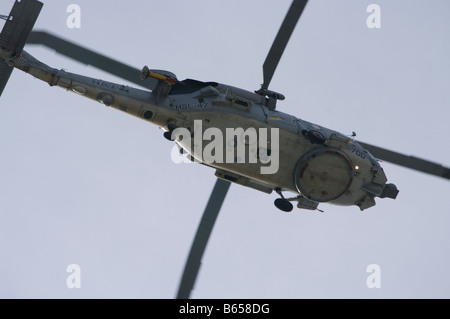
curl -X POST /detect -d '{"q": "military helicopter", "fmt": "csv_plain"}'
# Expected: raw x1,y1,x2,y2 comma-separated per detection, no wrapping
1,0,449,298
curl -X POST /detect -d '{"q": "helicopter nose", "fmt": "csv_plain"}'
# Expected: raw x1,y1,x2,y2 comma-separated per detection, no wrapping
380,183,399,199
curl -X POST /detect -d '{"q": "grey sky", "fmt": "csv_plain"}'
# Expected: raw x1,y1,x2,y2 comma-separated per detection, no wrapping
0,0,450,298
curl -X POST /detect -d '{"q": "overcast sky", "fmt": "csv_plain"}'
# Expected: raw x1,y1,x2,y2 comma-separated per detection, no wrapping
1,0,450,298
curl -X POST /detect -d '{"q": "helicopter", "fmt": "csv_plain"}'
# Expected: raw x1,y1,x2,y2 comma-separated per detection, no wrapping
1,0,449,299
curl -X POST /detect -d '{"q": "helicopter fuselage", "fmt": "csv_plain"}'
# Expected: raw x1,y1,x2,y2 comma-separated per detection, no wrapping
2,49,398,211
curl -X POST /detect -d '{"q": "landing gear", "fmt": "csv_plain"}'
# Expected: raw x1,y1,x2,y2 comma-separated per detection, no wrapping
274,188,323,213
274,188,293,212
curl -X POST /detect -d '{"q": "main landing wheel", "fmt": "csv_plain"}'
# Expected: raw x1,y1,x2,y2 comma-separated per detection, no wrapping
274,198,293,212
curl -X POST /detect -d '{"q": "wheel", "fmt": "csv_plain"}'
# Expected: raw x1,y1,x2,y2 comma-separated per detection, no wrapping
274,198,293,212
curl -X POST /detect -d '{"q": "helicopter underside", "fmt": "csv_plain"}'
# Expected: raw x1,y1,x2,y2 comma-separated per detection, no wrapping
168,105,397,211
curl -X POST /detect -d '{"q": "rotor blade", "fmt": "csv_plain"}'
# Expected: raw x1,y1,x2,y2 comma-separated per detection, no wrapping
26,31,157,90
259,0,308,93
358,141,450,180
176,178,231,299
0,61,14,97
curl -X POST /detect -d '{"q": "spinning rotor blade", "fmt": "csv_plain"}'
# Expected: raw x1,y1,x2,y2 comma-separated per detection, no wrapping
26,31,157,90
176,178,231,299
358,141,450,180
258,0,308,94
25,29,233,299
